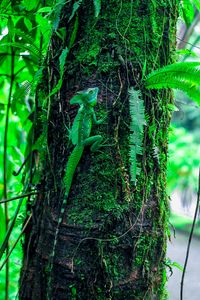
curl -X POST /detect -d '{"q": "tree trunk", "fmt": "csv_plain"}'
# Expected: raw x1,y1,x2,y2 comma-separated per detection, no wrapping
19,1,179,299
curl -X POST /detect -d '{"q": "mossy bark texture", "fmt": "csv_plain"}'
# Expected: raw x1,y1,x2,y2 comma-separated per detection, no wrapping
19,1,179,299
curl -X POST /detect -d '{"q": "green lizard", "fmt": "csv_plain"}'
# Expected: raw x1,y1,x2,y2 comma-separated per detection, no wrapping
48,87,105,296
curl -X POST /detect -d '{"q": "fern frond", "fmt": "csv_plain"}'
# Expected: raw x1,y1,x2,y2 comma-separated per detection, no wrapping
129,88,146,184
145,62,200,105
193,0,200,11
14,29,41,57
180,0,195,26
0,42,40,61
12,80,31,107
146,62,200,85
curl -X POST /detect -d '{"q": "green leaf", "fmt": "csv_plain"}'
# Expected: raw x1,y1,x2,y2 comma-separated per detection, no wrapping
56,27,67,42
167,103,179,112
50,0,66,31
37,7,52,13
0,0,11,13
193,0,200,11
24,18,33,31
59,47,68,78
23,0,40,11
93,0,101,17
176,49,197,58
181,0,195,26
69,0,83,22
35,14,51,52
142,59,147,79
46,47,68,99
171,261,184,271
68,16,78,50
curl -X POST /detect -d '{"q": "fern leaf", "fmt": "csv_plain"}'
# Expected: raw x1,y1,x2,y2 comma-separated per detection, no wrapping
181,0,195,26
12,80,31,110
146,62,200,85
0,42,40,61
14,29,41,57
145,62,200,106
93,0,101,17
193,0,200,11
129,88,146,184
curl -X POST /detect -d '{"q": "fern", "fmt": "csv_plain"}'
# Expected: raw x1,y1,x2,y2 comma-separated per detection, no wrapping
193,0,200,11
12,80,31,108
145,62,200,106
180,0,195,26
14,29,41,57
0,42,40,61
129,88,146,184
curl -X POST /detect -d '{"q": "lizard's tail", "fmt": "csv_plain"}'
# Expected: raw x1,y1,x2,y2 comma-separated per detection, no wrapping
47,145,84,298
64,145,84,196
52,145,84,257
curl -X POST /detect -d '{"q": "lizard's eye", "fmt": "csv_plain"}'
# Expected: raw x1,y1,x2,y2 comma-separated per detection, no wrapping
89,90,93,94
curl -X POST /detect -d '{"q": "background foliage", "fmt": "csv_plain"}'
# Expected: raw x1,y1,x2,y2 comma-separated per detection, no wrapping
0,1,52,298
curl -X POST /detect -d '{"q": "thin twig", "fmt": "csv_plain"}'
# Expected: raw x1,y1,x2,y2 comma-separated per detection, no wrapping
0,192,38,204
180,168,200,300
13,151,36,176
0,214,32,271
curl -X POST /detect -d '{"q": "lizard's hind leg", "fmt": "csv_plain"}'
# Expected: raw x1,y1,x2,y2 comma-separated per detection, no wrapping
83,135,103,152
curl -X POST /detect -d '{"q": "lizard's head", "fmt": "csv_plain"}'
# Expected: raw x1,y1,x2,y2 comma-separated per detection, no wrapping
70,87,99,106
85,87,99,106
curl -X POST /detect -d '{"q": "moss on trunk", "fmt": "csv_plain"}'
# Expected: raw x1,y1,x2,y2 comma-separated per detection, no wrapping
19,1,179,299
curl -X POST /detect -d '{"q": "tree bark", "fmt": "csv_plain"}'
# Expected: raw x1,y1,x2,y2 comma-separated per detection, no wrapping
19,1,179,299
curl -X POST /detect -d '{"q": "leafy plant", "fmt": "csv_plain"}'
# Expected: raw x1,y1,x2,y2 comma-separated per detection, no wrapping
145,62,200,105
0,1,55,298
180,0,200,27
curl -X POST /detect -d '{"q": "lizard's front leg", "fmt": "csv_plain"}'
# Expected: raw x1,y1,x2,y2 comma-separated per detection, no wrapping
92,111,107,125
